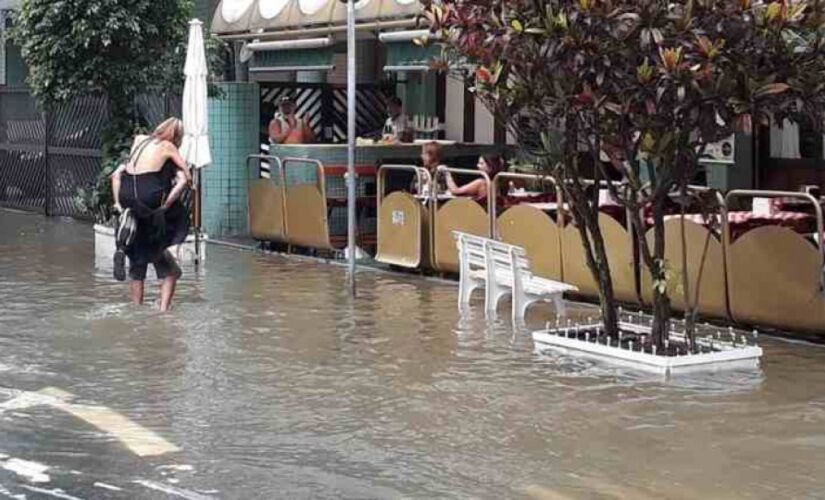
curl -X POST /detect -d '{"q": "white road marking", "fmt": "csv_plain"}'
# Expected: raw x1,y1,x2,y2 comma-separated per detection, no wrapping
18,485,82,500
134,480,216,500
0,483,26,499
0,388,180,457
1,458,50,483
92,482,122,492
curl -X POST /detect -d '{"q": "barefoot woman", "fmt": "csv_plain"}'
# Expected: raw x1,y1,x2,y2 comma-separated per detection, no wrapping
111,118,192,311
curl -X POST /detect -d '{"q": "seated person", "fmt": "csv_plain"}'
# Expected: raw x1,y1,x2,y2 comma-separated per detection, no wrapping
414,141,448,196
445,154,506,202
382,96,414,144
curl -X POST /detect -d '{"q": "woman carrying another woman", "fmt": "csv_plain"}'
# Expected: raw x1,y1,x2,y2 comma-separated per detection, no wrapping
444,154,506,203
111,118,192,312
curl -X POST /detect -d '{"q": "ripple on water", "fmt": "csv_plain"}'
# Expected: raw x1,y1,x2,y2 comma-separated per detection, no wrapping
1,209,825,498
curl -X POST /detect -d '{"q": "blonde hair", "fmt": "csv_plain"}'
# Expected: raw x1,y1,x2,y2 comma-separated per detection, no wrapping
152,117,184,148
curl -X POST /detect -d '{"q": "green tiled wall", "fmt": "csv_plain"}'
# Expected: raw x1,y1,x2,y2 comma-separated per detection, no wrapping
203,82,259,237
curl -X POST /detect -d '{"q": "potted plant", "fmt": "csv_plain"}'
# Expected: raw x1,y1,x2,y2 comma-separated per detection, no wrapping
426,0,825,372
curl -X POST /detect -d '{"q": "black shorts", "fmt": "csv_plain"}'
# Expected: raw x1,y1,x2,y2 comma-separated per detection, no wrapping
128,250,182,281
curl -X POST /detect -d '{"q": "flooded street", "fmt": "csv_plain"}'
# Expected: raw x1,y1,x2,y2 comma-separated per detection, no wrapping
1,209,824,499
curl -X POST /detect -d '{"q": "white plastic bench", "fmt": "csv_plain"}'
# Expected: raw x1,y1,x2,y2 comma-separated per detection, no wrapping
454,231,577,322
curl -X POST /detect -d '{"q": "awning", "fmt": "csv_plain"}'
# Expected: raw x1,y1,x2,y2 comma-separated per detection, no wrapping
212,0,420,36
251,46,335,72
383,41,440,72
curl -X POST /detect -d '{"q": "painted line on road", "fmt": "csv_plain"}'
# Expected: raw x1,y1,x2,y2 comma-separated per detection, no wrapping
18,485,84,500
134,480,216,500
0,387,180,457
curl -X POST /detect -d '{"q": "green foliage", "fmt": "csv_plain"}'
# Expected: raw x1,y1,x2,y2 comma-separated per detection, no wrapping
11,0,192,110
11,0,228,222
427,0,825,343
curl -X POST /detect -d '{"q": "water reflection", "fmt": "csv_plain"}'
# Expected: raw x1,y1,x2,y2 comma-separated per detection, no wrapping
0,209,824,498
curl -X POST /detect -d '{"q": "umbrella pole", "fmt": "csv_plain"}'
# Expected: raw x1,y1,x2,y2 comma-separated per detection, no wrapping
194,168,201,270
346,0,357,296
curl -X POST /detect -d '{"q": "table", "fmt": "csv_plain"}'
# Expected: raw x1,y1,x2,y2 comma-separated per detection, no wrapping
525,202,569,211
657,211,815,238
508,190,546,199
414,193,457,202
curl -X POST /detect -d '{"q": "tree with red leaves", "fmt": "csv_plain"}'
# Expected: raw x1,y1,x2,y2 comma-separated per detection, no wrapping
425,0,825,349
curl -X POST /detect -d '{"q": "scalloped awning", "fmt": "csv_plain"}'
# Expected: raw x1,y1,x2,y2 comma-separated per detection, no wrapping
211,0,420,36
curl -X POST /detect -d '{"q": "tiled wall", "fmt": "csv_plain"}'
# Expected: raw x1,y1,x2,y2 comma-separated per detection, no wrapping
203,82,259,237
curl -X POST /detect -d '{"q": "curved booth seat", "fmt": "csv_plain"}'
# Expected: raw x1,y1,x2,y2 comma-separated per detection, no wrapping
640,218,729,319
727,226,825,334
285,182,334,250
248,155,287,242
497,205,563,282
561,213,638,304
249,178,287,241
432,197,490,273
376,191,426,268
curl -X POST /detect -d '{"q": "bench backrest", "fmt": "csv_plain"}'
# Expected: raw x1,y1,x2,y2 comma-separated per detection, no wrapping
454,231,532,279
454,232,487,270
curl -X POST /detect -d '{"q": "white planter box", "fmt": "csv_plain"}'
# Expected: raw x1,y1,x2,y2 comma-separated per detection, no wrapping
94,224,207,267
532,320,763,376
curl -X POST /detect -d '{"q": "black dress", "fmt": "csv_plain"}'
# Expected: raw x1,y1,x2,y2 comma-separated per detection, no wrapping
119,161,190,268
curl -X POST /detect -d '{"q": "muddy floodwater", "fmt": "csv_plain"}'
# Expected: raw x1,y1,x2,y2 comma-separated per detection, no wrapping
1,209,824,499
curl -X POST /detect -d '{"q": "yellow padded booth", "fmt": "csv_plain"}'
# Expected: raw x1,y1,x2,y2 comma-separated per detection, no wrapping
561,212,639,304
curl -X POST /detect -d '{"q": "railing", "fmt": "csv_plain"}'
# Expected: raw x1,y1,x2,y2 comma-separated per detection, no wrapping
492,172,561,237
377,164,431,206
725,189,825,290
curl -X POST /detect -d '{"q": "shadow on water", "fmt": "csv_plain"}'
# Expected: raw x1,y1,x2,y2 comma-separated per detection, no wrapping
0,209,824,499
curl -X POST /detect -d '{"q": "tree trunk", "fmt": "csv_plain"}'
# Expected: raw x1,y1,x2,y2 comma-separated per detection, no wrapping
650,198,671,348
565,185,620,338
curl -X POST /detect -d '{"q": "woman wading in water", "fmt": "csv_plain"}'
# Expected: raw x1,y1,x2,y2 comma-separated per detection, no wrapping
111,118,192,311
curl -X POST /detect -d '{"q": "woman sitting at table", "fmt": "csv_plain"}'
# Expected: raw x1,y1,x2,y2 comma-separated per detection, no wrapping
414,141,448,196
444,154,505,202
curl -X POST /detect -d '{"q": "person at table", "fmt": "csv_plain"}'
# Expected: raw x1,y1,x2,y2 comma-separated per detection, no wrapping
269,96,315,144
414,141,448,196
444,154,506,203
382,96,413,144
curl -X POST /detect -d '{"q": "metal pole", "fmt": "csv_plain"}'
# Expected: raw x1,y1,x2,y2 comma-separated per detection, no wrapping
44,106,52,216
346,0,357,295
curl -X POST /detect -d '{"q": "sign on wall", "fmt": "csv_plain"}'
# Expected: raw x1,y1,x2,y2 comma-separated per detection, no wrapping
700,134,735,164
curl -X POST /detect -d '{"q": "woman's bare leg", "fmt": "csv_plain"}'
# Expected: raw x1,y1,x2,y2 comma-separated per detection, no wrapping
159,276,177,312
130,280,145,305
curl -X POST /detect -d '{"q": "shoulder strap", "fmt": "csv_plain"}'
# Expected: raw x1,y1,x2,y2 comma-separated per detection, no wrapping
128,137,154,200
126,137,154,174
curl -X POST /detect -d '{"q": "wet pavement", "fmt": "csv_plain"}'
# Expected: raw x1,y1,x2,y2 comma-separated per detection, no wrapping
1,208,825,499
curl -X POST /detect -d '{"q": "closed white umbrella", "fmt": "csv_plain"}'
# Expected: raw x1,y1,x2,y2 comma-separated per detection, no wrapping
180,19,211,168
180,19,211,267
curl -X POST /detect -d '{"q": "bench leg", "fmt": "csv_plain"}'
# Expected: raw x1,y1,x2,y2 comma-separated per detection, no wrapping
485,283,509,317
553,294,567,317
512,297,533,324
458,278,479,309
